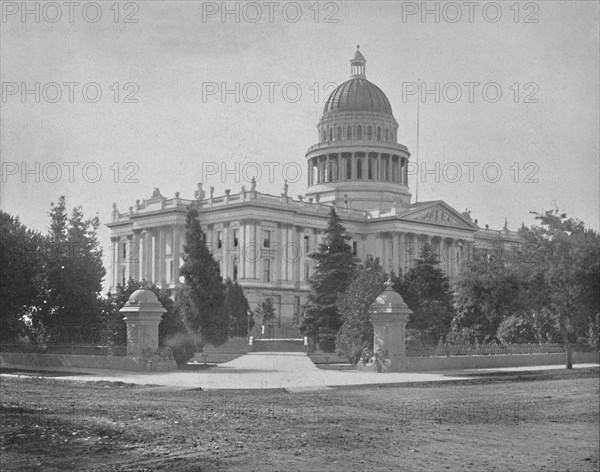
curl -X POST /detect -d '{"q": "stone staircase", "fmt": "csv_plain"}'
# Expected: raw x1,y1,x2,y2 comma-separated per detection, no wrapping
250,325,306,353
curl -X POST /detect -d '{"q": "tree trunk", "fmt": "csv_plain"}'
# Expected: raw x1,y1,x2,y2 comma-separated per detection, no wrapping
559,315,573,369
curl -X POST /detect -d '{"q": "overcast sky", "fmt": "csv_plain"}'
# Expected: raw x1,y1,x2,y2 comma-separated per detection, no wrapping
1,1,599,286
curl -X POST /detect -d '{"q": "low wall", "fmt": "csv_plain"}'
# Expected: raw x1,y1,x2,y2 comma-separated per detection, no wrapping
399,351,600,372
0,352,177,372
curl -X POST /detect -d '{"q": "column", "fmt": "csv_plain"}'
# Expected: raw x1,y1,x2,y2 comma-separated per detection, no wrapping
151,231,158,283
337,154,341,181
377,153,382,181
391,233,400,275
352,152,356,180
173,225,181,285
158,228,166,286
398,232,405,274
325,155,330,182
238,220,246,280
110,237,118,290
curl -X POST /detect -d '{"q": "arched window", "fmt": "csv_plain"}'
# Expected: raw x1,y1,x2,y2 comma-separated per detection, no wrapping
367,126,372,140
377,127,381,140
346,159,352,179
336,127,342,141
357,159,363,179
357,126,362,140
368,159,373,180
347,125,352,140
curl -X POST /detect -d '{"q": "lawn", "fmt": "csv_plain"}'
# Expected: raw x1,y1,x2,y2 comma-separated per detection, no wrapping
1,371,598,471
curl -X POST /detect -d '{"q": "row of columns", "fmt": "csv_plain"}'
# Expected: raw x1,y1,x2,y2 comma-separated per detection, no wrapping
209,221,317,284
111,225,184,290
111,225,474,291
307,153,408,186
380,233,474,280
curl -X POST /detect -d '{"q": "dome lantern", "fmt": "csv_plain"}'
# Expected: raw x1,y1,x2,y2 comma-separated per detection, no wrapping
350,45,366,78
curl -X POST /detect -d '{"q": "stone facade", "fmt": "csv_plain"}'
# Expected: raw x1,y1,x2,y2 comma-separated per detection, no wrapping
106,48,520,326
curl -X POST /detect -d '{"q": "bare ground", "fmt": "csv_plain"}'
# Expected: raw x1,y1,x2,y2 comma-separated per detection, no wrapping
0,370,598,471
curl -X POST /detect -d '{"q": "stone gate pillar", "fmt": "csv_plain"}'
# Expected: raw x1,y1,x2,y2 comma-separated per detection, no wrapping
367,281,412,372
119,289,166,357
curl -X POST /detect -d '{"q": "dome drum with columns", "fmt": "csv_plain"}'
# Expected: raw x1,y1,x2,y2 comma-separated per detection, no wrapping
305,47,411,210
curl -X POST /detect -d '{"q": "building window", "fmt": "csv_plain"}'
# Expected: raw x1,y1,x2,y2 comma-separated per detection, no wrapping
336,127,342,140
367,126,372,140
352,241,358,256
347,125,352,140
263,230,271,248
122,242,127,260
233,259,238,281
357,159,363,179
168,260,173,283
357,125,362,140
304,262,309,280
263,259,271,282
217,231,222,249
368,159,373,180
329,128,333,141
385,128,389,141
233,229,238,247
304,235,310,254
377,127,381,140
121,267,126,286
346,159,352,179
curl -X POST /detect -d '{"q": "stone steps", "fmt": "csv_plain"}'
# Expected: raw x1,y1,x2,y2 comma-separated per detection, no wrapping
251,339,306,353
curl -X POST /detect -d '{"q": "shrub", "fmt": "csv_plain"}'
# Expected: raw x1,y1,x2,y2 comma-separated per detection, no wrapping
317,328,336,353
163,331,200,367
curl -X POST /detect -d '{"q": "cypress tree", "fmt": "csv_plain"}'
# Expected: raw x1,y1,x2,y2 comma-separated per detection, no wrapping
301,208,357,339
178,206,227,346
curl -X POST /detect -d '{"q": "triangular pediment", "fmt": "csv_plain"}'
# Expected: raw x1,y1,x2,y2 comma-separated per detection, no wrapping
400,201,476,230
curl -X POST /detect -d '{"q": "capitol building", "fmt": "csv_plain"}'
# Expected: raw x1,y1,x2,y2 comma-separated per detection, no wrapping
107,48,519,325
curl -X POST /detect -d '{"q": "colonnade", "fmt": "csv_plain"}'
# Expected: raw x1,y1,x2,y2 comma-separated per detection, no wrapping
110,224,474,293
307,152,408,186
111,225,184,290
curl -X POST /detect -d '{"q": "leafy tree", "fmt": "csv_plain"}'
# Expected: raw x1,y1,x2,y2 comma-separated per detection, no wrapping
223,278,253,337
178,206,227,346
453,254,529,343
301,208,357,339
255,298,276,326
517,210,600,368
0,211,46,343
393,243,455,344
336,256,387,364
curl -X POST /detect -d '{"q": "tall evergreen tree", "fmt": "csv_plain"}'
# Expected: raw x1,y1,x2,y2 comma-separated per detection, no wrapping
178,206,227,346
393,243,455,344
223,278,253,337
38,197,106,343
301,208,357,338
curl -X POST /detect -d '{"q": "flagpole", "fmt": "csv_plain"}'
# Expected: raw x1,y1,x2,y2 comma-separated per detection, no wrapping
415,79,420,203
